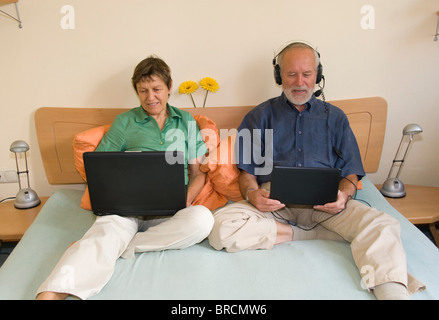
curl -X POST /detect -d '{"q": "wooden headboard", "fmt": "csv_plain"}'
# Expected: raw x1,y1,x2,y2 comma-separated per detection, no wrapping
35,97,387,185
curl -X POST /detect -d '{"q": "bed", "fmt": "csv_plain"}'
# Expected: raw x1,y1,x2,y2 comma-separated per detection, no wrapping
1,97,438,300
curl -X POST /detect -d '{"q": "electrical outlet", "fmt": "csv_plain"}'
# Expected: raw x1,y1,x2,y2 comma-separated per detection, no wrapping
0,170,18,183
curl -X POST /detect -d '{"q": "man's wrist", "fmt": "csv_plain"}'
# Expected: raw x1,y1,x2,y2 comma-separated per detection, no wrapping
245,188,256,202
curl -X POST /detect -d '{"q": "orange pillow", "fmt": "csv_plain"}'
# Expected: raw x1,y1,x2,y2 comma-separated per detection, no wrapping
193,115,220,154
72,124,111,210
200,133,243,202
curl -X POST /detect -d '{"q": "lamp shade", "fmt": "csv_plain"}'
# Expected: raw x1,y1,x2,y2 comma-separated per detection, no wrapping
403,123,422,135
10,140,30,153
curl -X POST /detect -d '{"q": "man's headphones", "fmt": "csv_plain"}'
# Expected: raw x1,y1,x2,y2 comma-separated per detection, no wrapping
272,42,323,86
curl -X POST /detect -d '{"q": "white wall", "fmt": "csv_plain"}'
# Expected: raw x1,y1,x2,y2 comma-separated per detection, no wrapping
1,0,438,199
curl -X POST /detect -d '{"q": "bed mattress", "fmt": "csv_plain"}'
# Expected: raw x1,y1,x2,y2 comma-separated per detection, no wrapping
1,177,438,300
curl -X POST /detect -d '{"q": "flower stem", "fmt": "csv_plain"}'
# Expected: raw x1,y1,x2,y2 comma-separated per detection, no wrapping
203,91,209,108
190,94,197,108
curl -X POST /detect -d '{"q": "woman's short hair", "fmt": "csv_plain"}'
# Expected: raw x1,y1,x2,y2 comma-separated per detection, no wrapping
131,55,172,93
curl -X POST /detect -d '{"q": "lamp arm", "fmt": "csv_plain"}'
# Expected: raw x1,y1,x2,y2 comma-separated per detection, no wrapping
14,153,22,190
395,135,413,180
386,135,405,179
23,153,31,187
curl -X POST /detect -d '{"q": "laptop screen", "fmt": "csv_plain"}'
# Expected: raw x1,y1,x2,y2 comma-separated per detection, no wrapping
83,151,187,216
270,166,340,205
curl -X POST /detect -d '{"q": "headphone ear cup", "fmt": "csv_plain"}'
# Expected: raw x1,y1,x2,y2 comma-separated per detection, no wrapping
274,64,282,85
316,63,323,84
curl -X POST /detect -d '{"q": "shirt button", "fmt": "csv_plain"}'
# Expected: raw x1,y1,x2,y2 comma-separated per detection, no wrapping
298,148,302,152
298,131,302,135
160,141,164,145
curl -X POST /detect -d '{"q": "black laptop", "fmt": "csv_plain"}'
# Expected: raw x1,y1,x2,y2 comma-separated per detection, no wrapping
83,151,187,216
270,166,341,205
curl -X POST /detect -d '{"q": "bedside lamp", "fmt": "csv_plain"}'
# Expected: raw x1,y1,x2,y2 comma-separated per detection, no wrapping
380,124,423,198
10,140,41,209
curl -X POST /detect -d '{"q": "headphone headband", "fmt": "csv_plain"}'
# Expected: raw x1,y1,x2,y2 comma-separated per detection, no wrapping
272,41,323,86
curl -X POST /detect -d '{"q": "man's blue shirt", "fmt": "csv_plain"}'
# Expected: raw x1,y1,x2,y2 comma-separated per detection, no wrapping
236,93,365,184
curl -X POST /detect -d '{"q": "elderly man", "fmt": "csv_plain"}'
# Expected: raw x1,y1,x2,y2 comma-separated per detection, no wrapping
208,42,424,300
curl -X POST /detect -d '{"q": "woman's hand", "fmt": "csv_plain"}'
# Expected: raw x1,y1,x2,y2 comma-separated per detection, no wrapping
186,155,206,207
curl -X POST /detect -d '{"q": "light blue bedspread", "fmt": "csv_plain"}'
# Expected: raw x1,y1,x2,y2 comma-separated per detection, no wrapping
1,177,438,299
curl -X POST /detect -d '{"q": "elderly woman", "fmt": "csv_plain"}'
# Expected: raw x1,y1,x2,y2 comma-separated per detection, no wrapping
37,56,213,300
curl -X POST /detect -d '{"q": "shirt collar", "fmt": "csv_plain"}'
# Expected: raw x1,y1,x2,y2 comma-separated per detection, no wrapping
134,103,182,123
281,92,318,114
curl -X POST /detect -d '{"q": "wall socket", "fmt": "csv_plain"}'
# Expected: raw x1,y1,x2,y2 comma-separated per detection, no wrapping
0,170,18,183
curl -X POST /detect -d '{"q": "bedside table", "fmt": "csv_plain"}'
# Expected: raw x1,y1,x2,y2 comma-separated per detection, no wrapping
0,196,48,242
376,184,439,248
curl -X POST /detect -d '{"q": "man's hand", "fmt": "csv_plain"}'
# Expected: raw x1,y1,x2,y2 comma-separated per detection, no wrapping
239,170,285,212
313,175,357,215
313,190,350,215
247,188,285,213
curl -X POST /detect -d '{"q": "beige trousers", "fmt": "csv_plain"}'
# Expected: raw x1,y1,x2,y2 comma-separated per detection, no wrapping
208,199,425,295
37,205,213,300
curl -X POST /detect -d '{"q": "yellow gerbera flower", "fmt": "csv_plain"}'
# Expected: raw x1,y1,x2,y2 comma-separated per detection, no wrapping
199,77,219,93
179,81,199,95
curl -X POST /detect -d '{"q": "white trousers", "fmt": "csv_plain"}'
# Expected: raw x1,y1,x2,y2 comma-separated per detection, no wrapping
37,205,213,300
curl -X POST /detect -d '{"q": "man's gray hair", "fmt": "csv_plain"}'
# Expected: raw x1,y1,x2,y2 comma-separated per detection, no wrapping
277,42,320,72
